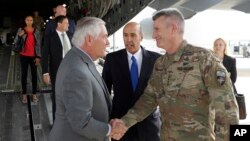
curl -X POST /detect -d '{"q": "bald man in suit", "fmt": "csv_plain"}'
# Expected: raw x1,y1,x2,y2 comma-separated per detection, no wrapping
102,22,161,141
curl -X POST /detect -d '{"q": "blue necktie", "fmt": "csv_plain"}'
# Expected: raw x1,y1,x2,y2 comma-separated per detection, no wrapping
130,56,138,91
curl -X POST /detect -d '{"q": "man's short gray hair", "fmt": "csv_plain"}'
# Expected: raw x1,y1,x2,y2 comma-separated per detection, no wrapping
152,8,185,34
71,17,106,48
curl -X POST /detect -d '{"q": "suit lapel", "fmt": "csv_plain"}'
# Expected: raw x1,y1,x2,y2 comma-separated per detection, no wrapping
73,47,112,113
89,63,112,111
121,50,131,78
137,48,151,92
52,32,63,57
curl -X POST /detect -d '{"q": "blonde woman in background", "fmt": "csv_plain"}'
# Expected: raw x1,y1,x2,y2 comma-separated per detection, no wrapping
213,38,237,93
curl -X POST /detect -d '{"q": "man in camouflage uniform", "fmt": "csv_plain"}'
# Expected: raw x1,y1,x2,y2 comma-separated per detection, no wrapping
112,8,239,141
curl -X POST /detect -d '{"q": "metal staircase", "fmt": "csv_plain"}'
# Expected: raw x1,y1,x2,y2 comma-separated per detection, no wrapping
0,0,155,140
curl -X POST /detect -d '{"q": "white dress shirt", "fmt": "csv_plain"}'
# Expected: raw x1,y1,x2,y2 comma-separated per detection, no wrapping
56,30,71,57
127,47,142,76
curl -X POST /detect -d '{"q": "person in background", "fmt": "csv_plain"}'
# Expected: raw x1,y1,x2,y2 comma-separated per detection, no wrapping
102,22,161,141
41,15,73,122
48,16,126,141
14,15,41,103
44,4,75,37
111,8,239,141
33,10,44,34
42,4,75,121
213,38,237,93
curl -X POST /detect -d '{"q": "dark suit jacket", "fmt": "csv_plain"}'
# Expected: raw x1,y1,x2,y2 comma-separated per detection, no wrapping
48,47,112,141
102,47,161,141
41,31,73,82
223,54,237,93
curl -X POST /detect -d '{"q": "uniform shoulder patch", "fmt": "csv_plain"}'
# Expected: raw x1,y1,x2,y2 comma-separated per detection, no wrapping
216,69,226,85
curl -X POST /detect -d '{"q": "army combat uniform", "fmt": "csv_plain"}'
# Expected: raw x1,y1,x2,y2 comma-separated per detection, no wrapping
121,41,239,141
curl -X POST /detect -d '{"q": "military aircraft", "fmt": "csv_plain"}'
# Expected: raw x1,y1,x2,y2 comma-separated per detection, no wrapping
1,0,250,35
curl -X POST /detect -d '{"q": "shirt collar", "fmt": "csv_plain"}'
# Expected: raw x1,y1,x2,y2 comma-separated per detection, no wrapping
75,46,93,61
165,40,187,62
126,47,142,61
56,30,65,35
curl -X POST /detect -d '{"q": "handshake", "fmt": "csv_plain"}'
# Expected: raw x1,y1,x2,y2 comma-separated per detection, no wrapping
109,119,128,140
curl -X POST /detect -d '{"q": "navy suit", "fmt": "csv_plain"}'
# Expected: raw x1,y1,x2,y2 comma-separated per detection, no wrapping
102,47,161,141
41,31,73,121
223,54,237,93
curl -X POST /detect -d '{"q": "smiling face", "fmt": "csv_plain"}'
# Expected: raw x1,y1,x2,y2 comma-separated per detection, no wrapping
123,22,143,54
152,16,173,50
89,24,110,60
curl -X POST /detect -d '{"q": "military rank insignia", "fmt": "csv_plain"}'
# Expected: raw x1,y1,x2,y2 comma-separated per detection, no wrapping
216,70,226,85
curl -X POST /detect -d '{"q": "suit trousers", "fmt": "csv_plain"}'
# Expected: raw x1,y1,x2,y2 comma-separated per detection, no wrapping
51,77,56,122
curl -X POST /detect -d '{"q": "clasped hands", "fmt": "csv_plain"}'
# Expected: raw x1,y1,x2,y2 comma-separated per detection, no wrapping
109,119,128,140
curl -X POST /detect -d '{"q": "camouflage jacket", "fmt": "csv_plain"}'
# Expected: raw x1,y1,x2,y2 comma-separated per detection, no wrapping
121,41,239,141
